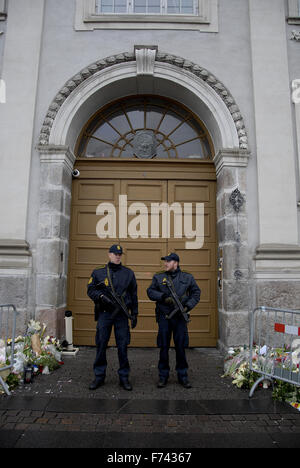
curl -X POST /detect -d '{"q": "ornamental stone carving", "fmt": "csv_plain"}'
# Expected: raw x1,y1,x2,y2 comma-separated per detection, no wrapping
291,30,300,41
38,50,248,150
135,46,157,75
133,130,157,159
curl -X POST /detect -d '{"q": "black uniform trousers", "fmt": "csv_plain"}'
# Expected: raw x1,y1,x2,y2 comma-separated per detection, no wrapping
157,313,189,380
94,311,130,381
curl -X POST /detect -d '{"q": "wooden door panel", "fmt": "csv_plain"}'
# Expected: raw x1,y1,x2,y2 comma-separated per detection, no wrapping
72,179,120,206
121,180,167,205
167,241,217,274
123,242,167,271
168,204,216,243
120,179,168,244
168,180,216,207
69,240,116,270
68,167,218,347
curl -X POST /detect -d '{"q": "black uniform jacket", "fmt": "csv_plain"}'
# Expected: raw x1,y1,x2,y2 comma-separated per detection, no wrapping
147,268,201,317
87,262,138,321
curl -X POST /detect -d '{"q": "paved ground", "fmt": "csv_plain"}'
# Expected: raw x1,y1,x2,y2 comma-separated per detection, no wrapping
0,347,300,449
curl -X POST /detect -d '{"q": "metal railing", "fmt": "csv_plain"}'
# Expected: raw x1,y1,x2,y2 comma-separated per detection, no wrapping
0,305,17,395
249,306,300,398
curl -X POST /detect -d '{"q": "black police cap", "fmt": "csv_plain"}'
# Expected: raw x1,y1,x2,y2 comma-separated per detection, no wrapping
109,244,123,254
161,253,180,262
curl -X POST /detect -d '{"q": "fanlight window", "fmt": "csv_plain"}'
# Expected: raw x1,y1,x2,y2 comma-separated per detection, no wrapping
76,96,213,160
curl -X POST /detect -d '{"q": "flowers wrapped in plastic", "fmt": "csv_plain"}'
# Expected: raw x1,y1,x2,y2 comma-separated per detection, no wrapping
223,343,300,408
0,320,63,393
223,346,260,390
0,339,10,382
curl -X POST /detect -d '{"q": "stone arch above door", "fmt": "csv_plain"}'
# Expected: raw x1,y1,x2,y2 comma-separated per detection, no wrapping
38,49,248,153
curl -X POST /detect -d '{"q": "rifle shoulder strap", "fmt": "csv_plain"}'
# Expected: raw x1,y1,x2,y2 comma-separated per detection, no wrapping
167,276,177,296
106,264,116,295
106,264,128,311
168,275,186,301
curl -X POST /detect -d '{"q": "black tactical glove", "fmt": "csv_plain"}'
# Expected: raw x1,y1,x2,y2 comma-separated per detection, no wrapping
164,296,175,305
131,316,138,329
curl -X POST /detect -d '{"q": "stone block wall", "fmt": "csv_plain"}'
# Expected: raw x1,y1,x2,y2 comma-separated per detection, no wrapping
214,149,251,351
35,146,75,338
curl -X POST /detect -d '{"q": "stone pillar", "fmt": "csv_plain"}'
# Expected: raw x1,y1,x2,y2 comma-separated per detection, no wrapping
0,0,45,240
214,149,250,351
249,0,298,247
293,79,300,194
0,1,44,333
36,146,75,338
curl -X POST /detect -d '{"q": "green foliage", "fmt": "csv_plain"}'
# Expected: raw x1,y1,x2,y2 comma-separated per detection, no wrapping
35,354,61,372
5,373,21,390
272,379,300,403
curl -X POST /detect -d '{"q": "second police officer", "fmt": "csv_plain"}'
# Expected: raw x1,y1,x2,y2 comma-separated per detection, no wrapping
87,244,138,391
147,253,201,389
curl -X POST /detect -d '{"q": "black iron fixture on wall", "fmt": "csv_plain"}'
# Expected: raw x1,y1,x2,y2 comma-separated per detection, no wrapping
229,188,245,281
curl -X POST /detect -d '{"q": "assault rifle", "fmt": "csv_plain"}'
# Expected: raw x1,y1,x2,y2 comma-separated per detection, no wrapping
96,281,134,326
163,277,191,323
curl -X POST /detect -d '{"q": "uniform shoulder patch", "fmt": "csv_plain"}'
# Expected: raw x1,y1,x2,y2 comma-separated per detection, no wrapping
88,277,93,285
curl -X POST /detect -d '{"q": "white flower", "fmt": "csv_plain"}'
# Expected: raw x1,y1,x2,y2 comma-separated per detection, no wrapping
44,344,61,362
43,336,50,346
42,366,50,375
0,348,6,364
292,348,300,366
232,373,246,388
27,319,42,335
15,336,24,343
292,339,300,351
12,351,27,374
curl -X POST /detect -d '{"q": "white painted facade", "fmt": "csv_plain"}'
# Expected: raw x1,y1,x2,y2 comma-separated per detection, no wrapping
0,0,300,349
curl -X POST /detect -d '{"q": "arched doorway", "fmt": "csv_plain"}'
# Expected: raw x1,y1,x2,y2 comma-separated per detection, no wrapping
36,50,250,351
67,95,218,346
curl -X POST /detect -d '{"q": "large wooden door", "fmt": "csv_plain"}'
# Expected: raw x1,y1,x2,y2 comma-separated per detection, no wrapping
67,159,218,347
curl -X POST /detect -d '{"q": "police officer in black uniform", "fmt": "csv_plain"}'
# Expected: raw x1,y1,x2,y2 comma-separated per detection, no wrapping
87,245,138,391
147,253,201,389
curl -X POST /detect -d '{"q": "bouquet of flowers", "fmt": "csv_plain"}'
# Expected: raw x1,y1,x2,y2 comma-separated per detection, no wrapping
223,346,260,389
0,320,63,393
223,342,300,408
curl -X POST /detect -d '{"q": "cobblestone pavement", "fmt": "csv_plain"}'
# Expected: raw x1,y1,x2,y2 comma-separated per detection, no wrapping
8,347,244,400
1,347,300,448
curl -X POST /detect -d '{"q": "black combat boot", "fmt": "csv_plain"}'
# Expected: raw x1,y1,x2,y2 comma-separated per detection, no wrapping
178,377,192,389
119,378,132,391
157,377,168,388
89,378,105,390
